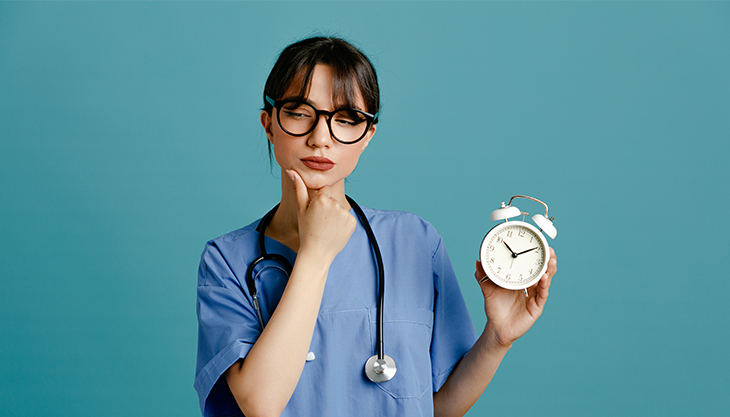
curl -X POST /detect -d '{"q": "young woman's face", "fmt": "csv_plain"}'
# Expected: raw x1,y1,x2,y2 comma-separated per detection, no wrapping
261,64,376,191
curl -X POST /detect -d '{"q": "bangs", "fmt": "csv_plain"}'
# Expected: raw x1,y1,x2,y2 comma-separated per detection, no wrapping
291,61,364,111
264,37,379,116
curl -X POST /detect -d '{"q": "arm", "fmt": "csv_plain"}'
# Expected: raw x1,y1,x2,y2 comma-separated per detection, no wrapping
225,170,356,417
433,248,558,417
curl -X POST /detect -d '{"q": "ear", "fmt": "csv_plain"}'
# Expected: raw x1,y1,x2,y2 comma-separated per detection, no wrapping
359,124,376,152
261,110,274,143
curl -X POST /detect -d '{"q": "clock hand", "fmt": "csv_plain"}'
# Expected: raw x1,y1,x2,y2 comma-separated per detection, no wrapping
503,241,517,258
503,241,518,269
515,247,539,257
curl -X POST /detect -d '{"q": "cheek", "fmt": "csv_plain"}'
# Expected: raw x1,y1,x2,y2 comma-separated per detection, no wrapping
270,134,297,167
269,120,302,166
272,142,293,167
339,149,365,175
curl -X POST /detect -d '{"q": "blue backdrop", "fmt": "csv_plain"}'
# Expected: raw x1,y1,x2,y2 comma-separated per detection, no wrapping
1,2,728,416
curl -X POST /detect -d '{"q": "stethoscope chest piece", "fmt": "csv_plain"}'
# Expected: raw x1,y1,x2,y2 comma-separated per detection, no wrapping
365,354,397,383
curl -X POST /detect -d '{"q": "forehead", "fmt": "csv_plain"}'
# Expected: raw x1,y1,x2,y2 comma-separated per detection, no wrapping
283,64,365,110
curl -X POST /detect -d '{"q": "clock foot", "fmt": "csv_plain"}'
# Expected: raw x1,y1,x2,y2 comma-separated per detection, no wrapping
522,288,528,298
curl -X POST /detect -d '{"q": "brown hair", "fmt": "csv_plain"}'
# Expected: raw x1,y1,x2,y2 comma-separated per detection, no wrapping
263,36,380,117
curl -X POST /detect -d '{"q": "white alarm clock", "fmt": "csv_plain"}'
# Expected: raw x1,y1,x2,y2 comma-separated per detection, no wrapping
479,195,557,296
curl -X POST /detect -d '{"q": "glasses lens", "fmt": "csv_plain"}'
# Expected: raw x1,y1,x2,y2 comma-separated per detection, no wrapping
277,100,371,143
279,101,317,135
331,109,369,143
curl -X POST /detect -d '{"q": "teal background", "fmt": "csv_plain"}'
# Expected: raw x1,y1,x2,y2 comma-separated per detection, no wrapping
1,2,728,416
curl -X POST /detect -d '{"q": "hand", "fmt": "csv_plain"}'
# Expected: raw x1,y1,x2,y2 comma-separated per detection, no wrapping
287,169,356,262
474,248,557,347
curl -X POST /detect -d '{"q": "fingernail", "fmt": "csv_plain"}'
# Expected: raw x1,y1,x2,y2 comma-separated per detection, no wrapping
286,169,295,182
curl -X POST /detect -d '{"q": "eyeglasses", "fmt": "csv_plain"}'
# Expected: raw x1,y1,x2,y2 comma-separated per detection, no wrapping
266,95,378,144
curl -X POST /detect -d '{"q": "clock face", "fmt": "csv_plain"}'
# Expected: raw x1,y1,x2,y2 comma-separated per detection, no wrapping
479,221,549,290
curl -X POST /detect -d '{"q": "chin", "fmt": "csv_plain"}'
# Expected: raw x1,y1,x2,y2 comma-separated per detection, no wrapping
302,173,346,190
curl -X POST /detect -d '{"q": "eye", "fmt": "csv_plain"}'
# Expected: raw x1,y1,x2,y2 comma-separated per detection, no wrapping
283,110,312,119
282,102,314,119
334,110,367,127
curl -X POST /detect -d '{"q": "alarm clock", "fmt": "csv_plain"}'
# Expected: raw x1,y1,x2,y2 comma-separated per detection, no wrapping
479,195,557,296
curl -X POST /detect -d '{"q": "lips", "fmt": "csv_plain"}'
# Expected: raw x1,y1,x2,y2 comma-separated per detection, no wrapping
301,156,335,171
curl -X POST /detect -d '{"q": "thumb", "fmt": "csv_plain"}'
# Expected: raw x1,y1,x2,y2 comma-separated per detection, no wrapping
286,169,309,214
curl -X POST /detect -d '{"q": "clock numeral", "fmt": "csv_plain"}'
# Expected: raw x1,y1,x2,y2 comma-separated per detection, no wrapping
530,236,534,243
489,257,495,264
488,245,494,251
497,267,502,274
506,231,513,238
529,269,533,275
496,236,503,243
518,230,525,238
519,274,523,280
505,274,511,281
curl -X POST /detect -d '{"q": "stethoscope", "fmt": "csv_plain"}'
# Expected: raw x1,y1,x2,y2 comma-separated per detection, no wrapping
245,196,397,383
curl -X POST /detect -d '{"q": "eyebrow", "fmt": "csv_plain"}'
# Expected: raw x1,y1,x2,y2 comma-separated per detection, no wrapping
279,96,365,112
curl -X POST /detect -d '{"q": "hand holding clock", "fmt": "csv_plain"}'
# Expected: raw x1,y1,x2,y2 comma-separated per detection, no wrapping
474,247,557,347
432,248,557,416
434,196,557,415
434,197,557,415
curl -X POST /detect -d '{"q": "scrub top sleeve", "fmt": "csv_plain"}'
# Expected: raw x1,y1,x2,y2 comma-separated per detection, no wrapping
195,242,260,417
429,229,478,392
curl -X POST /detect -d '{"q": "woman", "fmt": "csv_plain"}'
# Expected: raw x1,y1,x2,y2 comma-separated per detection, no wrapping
195,36,557,417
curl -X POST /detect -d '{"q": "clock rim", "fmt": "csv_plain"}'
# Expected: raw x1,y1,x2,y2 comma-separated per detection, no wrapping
479,220,550,290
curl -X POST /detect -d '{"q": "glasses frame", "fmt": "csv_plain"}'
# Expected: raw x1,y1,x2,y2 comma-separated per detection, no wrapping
265,95,379,145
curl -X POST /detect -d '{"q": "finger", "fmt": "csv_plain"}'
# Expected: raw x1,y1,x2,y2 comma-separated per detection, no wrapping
311,185,340,210
474,260,487,282
535,249,556,306
548,259,557,284
286,169,310,214
544,256,557,287
534,273,550,309
315,183,333,197
541,263,555,290
548,248,558,277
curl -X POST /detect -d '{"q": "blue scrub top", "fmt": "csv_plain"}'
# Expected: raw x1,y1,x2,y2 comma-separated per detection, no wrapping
195,206,477,417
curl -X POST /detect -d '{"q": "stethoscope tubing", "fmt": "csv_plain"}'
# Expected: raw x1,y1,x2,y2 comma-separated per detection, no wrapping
247,196,387,361
346,196,386,361
245,203,292,330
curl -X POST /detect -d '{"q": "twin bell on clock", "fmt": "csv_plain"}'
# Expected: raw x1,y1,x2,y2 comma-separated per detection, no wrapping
479,195,557,297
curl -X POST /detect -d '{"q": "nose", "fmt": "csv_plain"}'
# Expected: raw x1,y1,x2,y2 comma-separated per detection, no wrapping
307,114,334,148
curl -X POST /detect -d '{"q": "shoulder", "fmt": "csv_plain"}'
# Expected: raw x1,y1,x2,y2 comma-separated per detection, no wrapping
209,219,260,247
203,221,259,259
360,206,435,231
198,219,261,286
358,206,443,256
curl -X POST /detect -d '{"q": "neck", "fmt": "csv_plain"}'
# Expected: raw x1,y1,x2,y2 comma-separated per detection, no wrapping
265,196,300,253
